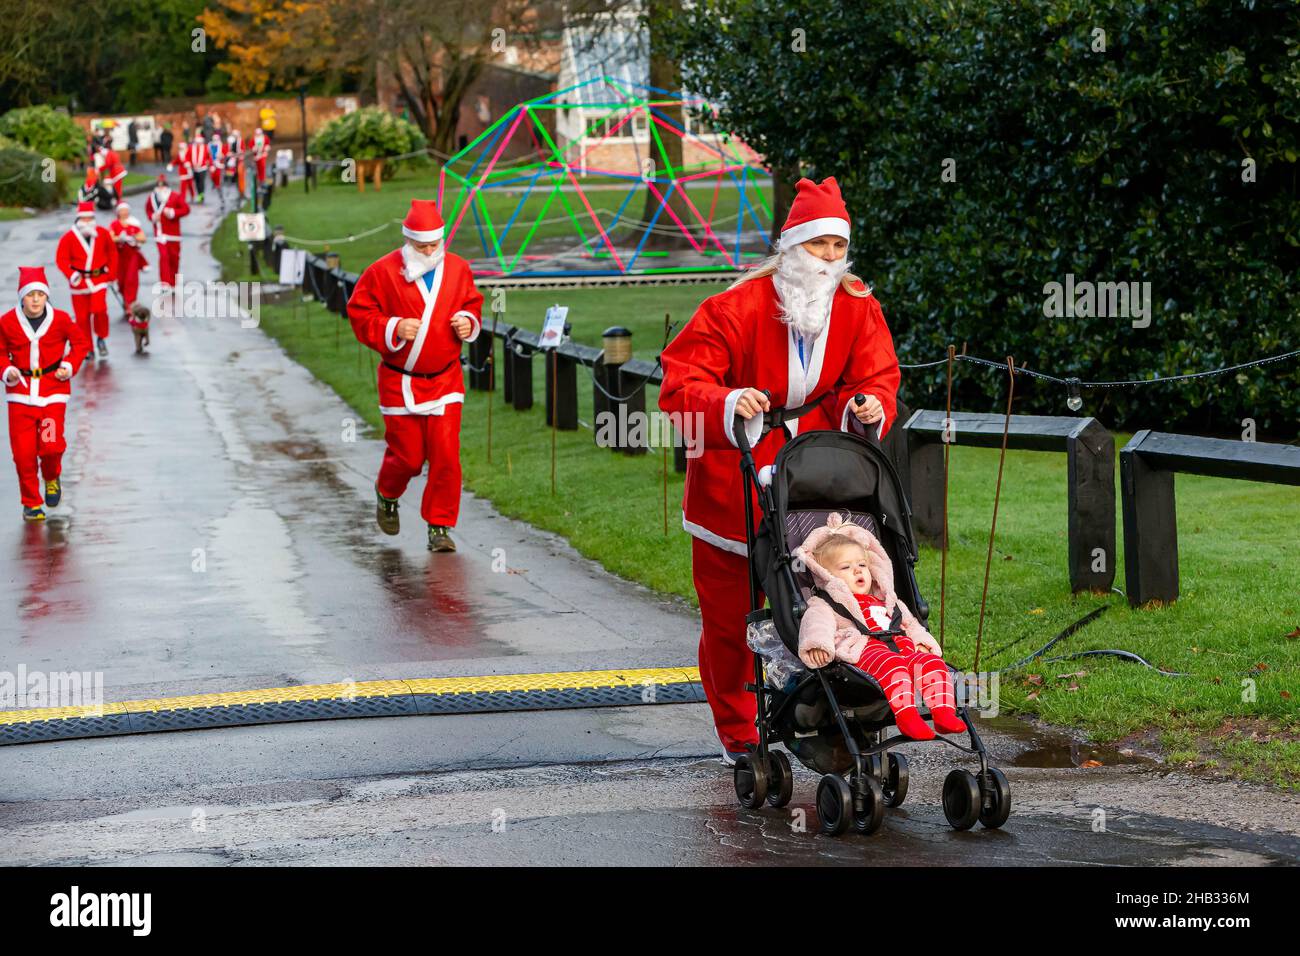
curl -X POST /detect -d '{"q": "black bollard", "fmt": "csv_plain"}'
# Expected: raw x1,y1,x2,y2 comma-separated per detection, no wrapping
546,350,578,430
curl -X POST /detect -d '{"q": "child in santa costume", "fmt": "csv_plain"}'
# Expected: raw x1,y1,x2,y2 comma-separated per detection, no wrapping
794,513,965,740
188,133,210,204
144,174,189,292
55,201,117,360
658,177,901,762
0,267,92,521
347,200,483,553
109,200,149,319
169,146,195,203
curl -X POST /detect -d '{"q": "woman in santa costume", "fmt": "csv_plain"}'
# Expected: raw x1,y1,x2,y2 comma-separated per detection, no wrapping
658,177,901,762
144,173,189,293
55,201,118,360
347,199,483,553
0,267,92,520
169,145,195,203
109,201,149,319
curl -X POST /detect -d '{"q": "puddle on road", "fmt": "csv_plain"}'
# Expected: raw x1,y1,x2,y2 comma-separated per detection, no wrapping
982,715,1156,768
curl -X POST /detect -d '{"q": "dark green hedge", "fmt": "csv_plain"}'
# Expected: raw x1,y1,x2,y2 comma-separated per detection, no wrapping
0,143,67,210
662,0,1299,437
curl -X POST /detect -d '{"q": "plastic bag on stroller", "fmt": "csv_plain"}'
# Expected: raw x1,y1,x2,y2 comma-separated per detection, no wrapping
745,617,807,693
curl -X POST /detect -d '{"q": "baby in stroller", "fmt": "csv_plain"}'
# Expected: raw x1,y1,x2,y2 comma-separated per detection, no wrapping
794,513,966,740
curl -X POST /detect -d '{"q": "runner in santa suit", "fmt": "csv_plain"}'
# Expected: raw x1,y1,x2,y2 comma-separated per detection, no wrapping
109,201,149,319
0,267,92,521
188,133,210,204
144,173,189,293
207,134,225,194
95,146,127,201
55,201,118,360
347,200,483,553
250,128,271,186
657,177,902,762
169,146,194,203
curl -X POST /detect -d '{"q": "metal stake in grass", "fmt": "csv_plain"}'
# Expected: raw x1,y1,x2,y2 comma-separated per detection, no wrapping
973,356,1016,674
662,312,671,536
487,309,498,465
940,344,955,646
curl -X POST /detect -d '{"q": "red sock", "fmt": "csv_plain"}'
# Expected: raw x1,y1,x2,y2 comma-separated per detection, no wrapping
894,707,935,740
930,706,967,735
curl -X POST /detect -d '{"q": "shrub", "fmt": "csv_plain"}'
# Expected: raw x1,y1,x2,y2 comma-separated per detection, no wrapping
0,105,85,163
0,142,67,209
662,0,1300,436
308,106,429,179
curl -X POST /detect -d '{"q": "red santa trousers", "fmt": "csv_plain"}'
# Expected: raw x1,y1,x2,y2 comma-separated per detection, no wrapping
376,404,463,526
692,536,765,753
157,243,181,289
71,291,110,340
9,403,67,508
118,258,142,311
178,177,195,203
855,638,956,717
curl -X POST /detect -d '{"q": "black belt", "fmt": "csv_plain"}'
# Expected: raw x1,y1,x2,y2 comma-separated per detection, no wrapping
761,396,823,435
20,363,62,379
381,357,458,380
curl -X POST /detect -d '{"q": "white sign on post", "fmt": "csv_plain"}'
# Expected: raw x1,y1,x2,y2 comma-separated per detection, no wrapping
278,247,307,285
539,304,568,349
236,212,267,242
275,149,293,172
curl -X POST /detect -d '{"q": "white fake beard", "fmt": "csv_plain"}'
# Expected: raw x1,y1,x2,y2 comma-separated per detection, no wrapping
76,220,96,238
772,244,850,338
153,187,171,205
401,242,445,282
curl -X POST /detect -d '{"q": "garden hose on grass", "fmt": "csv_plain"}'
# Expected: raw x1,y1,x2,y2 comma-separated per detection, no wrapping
976,603,1191,678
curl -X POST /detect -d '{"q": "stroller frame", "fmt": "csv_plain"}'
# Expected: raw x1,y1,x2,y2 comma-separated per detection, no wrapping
730,410,1012,835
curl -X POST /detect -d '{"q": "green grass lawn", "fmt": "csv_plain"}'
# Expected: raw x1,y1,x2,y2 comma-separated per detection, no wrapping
213,179,1300,790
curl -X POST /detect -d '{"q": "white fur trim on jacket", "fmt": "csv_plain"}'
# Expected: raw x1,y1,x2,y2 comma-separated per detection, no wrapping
841,394,885,441
682,515,747,556
723,388,764,449
453,309,481,343
384,317,406,352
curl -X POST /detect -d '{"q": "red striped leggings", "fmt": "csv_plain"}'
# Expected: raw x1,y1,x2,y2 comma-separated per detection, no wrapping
855,638,955,715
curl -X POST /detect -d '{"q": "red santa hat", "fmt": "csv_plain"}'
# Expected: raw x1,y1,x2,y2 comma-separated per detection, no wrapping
402,199,445,243
75,201,95,221
18,266,50,300
779,177,851,250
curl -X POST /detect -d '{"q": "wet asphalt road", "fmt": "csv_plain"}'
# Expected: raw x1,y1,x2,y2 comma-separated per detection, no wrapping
1,204,1297,866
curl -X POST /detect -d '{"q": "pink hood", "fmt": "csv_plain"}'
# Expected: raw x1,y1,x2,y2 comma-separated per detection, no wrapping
792,512,936,667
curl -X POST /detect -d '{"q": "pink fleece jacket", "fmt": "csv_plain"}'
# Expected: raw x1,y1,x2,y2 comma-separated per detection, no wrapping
793,512,938,668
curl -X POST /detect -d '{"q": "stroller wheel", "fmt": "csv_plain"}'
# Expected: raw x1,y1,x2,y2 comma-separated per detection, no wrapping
883,753,909,808
942,769,982,831
733,755,769,810
851,773,885,835
978,767,1012,829
765,750,794,809
816,774,853,836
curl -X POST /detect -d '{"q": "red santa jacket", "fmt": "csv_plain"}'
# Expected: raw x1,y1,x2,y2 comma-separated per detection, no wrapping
658,274,901,553
0,304,92,407
109,217,149,269
96,149,126,187
144,188,189,243
188,139,210,170
250,134,270,162
55,225,118,295
169,153,193,182
348,249,484,415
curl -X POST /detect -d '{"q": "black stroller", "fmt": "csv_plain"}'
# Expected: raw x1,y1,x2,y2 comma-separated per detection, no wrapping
731,407,1012,835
